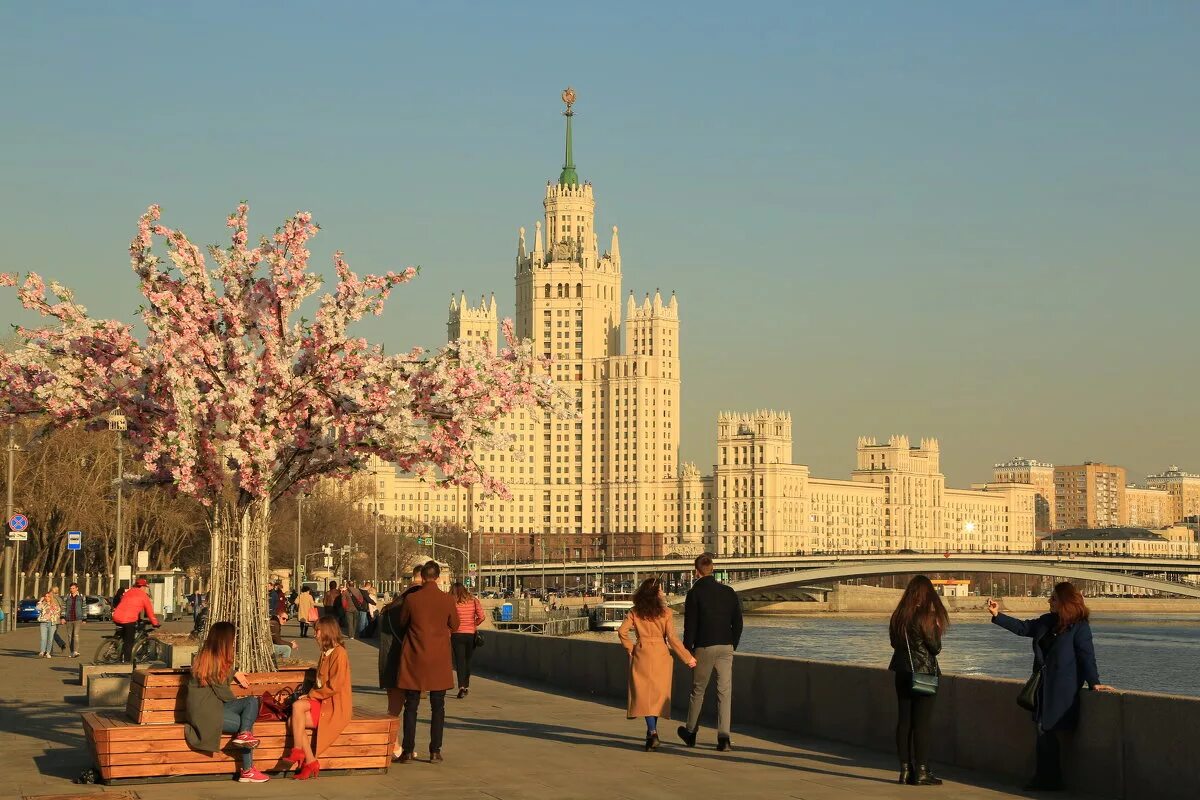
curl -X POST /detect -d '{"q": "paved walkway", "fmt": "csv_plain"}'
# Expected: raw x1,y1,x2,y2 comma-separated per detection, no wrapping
0,620,1086,800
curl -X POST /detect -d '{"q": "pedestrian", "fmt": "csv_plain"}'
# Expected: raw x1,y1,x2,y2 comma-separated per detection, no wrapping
379,566,424,760
270,611,298,660
189,589,207,633
887,575,948,786
111,577,159,661
268,580,286,618
451,582,485,699
988,583,1115,791
61,582,87,658
183,621,270,783
285,616,353,780
618,577,696,751
321,580,345,632
346,579,372,638
35,590,60,658
679,553,742,752
395,561,459,763
297,587,316,638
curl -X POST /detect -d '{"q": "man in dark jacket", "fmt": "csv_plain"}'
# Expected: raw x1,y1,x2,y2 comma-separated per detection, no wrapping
678,553,742,751
396,561,458,763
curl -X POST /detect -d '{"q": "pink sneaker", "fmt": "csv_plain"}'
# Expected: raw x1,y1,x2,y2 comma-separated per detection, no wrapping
238,767,270,783
232,732,260,748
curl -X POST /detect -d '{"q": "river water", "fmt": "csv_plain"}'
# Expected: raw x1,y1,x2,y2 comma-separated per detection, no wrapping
737,614,1200,697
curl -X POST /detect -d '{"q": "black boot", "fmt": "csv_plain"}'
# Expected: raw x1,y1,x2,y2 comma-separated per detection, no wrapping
913,765,942,786
716,735,733,752
899,764,914,785
644,731,660,751
677,725,697,748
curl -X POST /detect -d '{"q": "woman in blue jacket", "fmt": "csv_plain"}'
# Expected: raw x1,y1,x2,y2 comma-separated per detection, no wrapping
988,582,1114,791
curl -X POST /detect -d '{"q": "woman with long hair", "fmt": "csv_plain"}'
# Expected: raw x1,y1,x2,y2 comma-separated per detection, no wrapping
321,580,346,633
989,582,1114,791
284,616,352,780
618,577,697,750
296,587,316,638
887,575,949,786
35,589,60,658
451,582,485,699
183,622,269,783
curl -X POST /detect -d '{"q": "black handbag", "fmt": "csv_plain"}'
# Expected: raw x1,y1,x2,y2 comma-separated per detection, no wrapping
1017,669,1042,711
473,632,484,648
905,631,939,696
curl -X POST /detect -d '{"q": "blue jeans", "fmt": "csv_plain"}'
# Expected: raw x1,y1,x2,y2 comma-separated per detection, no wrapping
357,610,368,637
222,696,259,771
272,643,293,660
39,622,56,654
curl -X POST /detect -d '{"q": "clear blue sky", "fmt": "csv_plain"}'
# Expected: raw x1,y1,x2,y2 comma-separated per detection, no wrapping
2,2,1197,485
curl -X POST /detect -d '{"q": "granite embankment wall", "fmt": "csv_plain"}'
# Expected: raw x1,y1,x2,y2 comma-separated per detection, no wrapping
473,630,1199,800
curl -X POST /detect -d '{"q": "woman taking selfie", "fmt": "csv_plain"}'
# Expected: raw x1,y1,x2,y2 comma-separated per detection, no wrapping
183,622,269,783
618,577,696,751
887,575,948,786
988,582,1114,791
284,616,352,780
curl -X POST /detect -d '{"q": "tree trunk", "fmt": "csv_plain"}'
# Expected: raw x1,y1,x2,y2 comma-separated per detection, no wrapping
206,498,274,671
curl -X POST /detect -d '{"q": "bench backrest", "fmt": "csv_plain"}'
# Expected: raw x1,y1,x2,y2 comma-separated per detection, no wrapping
126,666,315,724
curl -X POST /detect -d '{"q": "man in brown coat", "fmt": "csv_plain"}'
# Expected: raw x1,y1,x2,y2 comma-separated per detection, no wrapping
397,561,459,763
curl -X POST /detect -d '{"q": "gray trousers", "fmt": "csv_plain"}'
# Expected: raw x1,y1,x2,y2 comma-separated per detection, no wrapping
63,621,83,654
686,644,734,736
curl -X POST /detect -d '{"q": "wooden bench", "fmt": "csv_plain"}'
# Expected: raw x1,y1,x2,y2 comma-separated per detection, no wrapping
83,709,396,782
126,667,312,724
81,666,397,784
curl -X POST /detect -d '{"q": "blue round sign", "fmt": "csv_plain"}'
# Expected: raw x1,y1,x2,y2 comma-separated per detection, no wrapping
8,514,29,532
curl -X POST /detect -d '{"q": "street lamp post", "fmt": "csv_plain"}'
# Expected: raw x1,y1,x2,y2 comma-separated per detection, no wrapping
108,413,127,583
295,495,303,591
540,538,546,592
3,428,18,633
372,508,379,586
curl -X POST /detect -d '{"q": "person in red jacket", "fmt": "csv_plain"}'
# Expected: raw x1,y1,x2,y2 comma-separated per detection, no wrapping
112,578,160,662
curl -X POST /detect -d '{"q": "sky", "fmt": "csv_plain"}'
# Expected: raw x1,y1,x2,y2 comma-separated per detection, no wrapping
1,2,1197,486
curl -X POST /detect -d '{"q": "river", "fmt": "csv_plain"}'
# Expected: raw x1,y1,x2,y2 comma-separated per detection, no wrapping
736,614,1200,697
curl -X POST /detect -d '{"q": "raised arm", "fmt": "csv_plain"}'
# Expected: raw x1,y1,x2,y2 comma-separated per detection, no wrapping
617,613,636,653
991,612,1040,637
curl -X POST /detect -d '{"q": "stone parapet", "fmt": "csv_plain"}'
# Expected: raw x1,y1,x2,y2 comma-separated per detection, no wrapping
472,630,1198,800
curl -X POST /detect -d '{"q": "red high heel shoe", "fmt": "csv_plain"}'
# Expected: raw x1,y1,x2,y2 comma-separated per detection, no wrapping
281,748,305,774
293,759,321,780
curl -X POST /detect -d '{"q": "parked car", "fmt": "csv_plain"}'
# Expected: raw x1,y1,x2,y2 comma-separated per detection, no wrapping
85,595,112,621
17,598,38,623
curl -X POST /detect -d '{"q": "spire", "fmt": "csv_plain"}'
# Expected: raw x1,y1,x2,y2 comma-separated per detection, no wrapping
558,87,579,186
610,225,620,261
534,220,543,256
518,226,527,260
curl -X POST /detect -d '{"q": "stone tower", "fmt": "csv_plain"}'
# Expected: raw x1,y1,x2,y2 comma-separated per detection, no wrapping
446,291,498,354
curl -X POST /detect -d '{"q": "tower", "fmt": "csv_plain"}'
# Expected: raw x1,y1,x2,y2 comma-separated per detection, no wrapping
447,291,498,354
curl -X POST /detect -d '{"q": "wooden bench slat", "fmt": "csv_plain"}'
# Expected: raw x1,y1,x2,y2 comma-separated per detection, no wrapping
93,730,393,756
105,754,388,779
102,743,393,767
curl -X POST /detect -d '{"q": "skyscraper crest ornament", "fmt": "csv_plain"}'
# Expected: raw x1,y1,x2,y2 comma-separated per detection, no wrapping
562,86,576,115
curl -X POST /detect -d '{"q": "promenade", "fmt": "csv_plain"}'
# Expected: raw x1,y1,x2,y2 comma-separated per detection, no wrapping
0,621,1084,800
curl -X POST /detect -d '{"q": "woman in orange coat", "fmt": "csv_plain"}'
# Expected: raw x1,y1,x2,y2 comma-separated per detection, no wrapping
618,577,696,751
284,616,352,779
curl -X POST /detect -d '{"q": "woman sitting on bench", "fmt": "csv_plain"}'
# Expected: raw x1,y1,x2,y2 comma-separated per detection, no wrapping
184,621,270,784
285,615,352,780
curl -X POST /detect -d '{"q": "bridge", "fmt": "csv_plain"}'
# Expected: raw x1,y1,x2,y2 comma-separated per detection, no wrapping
477,551,1200,598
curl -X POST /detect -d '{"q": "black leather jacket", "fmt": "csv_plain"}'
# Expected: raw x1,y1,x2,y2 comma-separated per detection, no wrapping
887,621,942,676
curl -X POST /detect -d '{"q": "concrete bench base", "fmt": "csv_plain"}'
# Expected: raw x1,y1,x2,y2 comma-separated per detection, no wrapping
80,662,133,689
88,675,131,707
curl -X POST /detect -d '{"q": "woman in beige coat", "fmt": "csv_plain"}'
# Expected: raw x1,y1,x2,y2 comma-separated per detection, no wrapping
619,577,696,750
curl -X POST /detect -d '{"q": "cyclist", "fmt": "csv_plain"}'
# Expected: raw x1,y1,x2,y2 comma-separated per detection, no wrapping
112,577,160,661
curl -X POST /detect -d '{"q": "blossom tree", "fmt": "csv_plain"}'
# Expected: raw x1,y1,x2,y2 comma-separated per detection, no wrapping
0,204,563,669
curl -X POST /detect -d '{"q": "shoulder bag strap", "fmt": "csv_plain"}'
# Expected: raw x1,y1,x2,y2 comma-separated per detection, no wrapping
904,628,916,672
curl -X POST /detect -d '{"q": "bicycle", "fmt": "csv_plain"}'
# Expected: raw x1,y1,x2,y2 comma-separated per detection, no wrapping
93,619,159,665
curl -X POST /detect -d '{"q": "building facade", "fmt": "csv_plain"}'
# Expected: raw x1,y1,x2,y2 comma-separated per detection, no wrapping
1053,462,1127,529
358,94,1039,568
1147,467,1200,526
993,458,1056,531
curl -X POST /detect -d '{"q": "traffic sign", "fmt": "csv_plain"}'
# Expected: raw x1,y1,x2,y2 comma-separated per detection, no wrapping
67,531,82,551
7,531,28,542
468,563,477,571
8,514,29,532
